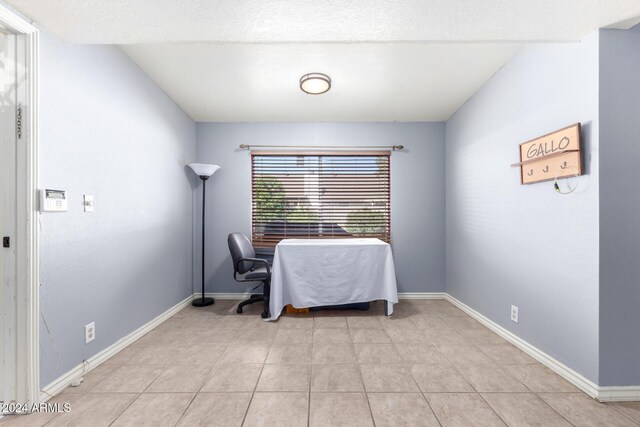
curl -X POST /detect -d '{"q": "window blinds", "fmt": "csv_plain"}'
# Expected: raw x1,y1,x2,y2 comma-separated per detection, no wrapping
251,151,391,248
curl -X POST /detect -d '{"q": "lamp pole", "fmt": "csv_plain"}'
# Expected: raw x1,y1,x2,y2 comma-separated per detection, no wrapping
193,175,214,307
188,163,220,307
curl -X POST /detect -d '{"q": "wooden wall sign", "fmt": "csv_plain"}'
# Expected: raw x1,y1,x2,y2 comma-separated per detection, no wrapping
512,123,583,185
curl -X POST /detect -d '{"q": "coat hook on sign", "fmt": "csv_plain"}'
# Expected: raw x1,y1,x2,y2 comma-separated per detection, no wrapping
543,165,549,173
527,170,534,176
560,161,568,169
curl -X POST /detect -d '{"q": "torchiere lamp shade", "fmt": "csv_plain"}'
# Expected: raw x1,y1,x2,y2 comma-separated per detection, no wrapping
188,163,220,177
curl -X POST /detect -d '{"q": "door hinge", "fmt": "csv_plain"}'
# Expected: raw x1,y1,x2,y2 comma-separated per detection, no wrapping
16,104,23,139
2,236,9,248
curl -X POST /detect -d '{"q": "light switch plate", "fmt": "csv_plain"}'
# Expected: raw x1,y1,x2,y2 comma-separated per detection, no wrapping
83,195,94,212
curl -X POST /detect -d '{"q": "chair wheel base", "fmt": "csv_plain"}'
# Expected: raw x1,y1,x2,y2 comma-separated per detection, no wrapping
261,311,269,319
237,307,242,314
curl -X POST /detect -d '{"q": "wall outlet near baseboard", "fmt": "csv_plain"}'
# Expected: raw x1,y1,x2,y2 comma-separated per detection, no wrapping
85,322,95,344
511,305,519,323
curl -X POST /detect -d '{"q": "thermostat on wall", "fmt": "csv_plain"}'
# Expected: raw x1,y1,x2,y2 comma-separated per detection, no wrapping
40,189,68,212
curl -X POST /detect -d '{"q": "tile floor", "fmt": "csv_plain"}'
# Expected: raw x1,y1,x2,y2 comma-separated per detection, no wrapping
2,299,640,426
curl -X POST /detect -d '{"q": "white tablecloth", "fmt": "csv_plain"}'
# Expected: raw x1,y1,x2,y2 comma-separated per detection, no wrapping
267,238,398,321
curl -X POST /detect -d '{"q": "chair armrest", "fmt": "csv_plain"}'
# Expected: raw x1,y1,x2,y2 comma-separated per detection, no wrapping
235,257,271,277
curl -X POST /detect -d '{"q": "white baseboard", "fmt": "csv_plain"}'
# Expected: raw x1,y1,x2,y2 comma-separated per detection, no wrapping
198,292,443,323
443,294,600,399
40,295,192,401
598,386,640,402
203,292,447,301
398,292,446,300
201,292,253,300
444,294,640,402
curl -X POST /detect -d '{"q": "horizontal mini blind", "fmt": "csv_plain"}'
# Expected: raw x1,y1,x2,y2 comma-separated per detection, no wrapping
251,151,391,248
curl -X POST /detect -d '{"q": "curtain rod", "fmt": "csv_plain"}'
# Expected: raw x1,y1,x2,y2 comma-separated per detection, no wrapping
239,144,404,151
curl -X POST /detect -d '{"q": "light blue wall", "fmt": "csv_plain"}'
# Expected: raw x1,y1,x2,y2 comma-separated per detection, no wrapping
39,32,196,386
445,33,601,382
598,25,640,386
195,122,445,294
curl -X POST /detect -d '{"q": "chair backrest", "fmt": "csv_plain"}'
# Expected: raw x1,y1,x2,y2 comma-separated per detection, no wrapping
228,233,256,274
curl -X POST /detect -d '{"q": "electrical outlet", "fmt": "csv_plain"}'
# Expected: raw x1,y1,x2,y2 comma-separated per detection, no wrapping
511,305,519,323
85,322,95,344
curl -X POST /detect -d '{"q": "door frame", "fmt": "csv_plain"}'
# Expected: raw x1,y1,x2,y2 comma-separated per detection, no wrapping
0,5,39,407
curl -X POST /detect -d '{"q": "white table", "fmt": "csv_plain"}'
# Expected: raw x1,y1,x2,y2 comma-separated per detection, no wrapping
267,238,398,321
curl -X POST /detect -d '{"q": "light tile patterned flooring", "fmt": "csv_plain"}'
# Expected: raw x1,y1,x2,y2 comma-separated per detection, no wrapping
2,299,640,426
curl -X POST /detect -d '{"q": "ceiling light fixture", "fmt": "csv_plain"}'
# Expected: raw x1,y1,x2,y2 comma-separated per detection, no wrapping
300,73,331,95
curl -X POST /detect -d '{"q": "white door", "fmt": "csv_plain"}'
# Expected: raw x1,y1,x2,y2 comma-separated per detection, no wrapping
0,5,39,410
1,27,19,408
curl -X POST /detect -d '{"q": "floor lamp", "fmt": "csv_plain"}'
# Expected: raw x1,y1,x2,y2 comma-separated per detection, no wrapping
188,163,221,307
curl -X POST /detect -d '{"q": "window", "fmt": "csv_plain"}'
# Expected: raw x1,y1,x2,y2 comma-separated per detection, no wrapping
251,151,391,248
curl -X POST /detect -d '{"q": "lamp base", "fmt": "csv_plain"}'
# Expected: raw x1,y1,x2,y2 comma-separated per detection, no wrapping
192,297,215,307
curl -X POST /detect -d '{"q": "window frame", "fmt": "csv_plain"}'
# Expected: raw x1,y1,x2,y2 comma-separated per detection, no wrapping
250,150,391,248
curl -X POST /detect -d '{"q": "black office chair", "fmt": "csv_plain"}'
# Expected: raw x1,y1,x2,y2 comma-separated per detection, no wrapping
227,232,271,318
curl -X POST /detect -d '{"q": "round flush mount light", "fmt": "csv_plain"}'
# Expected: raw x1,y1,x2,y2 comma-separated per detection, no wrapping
300,73,331,95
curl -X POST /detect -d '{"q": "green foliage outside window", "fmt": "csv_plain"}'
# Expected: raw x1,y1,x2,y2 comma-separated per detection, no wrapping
286,205,318,223
255,176,386,233
345,208,386,234
253,175,285,223
254,175,318,223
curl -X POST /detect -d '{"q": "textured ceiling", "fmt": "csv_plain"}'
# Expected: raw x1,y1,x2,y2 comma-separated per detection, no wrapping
6,0,640,43
121,43,522,122
6,0,640,121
